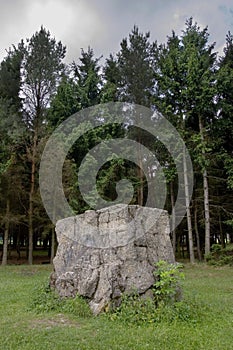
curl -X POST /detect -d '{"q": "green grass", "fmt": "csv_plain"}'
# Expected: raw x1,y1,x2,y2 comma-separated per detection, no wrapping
0,263,233,350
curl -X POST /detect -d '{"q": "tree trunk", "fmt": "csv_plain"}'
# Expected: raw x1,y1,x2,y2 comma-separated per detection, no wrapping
203,168,210,258
16,233,21,260
50,169,58,263
137,141,144,206
177,233,181,258
170,180,176,255
183,145,195,263
219,212,225,248
28,130,37,265
199,117,211,258
2,199,10,266
50,227,55,263
194,202,202,261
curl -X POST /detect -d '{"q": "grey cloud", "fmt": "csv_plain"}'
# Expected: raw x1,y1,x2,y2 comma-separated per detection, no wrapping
0,0,232,64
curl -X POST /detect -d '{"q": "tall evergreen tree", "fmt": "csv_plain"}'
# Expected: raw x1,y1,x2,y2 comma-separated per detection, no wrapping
0,48,24,265
72,47,102,108
117,25,156,106
21,26,66,264
156,18,217,261
182,19,216,258
116,26,156,205
215,32,233,239
101,54,120,103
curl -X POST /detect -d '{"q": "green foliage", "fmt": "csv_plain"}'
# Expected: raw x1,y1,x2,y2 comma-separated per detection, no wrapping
0,47,22,111
107,291,202,326
30,280,92,318
153,260,185,305
205,244,233,266
106,260,186,325
223,153,233,189
61,295,92,318
117,25,156,106
72,47,102,108
30,281,61,313
48,75,81,126
108,291,156,325
0,158,11,177
22,26,66,117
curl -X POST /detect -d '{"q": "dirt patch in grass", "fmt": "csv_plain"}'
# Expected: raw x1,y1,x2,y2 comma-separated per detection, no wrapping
29,314,81,329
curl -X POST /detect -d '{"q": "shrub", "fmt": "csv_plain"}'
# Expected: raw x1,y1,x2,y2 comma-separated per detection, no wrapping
107,293,201,326
106,260,187,325
206,244,233,266
30,280,92,318
108,291,155,324
153,260,185,305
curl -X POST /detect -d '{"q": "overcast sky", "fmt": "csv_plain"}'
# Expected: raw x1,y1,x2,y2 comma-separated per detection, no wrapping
1,0,233,63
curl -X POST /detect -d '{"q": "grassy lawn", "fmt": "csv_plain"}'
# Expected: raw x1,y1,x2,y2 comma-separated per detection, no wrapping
0,263,233,350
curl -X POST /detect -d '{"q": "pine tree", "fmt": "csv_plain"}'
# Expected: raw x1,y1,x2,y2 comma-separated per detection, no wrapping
155,18,217,261
0,48,24,265
21,26,66,264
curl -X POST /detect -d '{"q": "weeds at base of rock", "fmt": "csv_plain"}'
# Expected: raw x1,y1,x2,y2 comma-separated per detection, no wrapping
30,260,205,326
29,280,92,318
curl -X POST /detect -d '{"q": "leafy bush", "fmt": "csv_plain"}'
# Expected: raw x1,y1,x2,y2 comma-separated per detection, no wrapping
153,260,185,305
107,292,202,326
205,244,233,266
106,260,188,325
108,291,157,324
30,280,92,318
